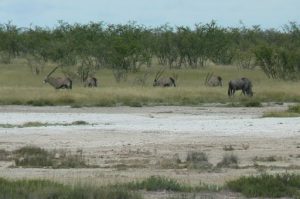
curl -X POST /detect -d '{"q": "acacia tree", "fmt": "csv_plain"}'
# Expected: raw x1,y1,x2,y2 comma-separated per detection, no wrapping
0,22,21,63
0,21,300,81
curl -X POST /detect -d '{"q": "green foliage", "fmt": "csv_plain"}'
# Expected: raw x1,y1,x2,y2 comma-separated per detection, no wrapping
0,20,299,80
226,173,300,198
255,45,300,80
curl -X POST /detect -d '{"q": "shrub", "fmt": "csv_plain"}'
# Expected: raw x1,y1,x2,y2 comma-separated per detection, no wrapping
185,151,212,170
14,146,53,167
0,149,11,161
13,146,93,168
186,151,208,162
217,154,238,168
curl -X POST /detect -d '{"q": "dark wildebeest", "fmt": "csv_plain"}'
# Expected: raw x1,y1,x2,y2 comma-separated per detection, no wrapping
43,67,72,89
84,77,97,87
205,72,222,87
153,69,176,87
228,77,253,97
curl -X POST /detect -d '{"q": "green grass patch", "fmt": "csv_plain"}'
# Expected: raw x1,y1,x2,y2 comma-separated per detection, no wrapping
126,176,184,191
11,146,96,168
0,178,142,199
288,104,300,113
226,173,300,198
125,176,219,192
0,63,299,107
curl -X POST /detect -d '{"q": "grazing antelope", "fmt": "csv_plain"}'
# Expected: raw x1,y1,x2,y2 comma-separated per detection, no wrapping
228,77,253,97
43,67,72,89
84,77,97,87
205,72,222,87
153,69,176,87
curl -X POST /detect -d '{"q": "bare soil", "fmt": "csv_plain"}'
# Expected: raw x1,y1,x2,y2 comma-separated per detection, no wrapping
0,104,299,198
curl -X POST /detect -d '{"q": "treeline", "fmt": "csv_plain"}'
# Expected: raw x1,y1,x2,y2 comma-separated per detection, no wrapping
0,21,300,80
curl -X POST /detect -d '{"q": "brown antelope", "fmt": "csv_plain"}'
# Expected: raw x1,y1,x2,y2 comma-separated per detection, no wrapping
84,77,97,87
43,67,72,89
153,69,176,87
205,72,222,87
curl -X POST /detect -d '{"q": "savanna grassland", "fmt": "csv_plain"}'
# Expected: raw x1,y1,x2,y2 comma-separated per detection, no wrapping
0,60,299,107
0,62,300,199
1,21,300,199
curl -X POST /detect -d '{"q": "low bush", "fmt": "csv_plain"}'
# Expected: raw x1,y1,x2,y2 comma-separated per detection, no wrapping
186,151,212,170
13,146,94,168
217,154,239,168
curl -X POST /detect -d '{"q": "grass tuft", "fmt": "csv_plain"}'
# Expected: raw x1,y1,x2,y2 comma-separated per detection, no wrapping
217,154,239,168
186,151,213,170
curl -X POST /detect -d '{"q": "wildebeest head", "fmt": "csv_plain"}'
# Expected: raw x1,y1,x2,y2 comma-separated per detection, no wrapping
228,77,253,97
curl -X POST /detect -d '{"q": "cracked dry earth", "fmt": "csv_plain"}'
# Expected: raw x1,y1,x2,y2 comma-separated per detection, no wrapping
0,104,299,198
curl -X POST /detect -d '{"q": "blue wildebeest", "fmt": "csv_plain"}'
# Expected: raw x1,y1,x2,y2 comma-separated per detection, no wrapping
43,67,72,89
228,77,253,97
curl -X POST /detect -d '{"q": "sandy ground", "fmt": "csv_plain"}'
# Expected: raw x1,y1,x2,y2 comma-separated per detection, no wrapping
0,104,300,198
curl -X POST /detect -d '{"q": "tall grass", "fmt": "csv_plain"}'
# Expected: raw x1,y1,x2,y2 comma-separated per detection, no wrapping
1,174,299,198
124,176,219,192
0,62,299,106
226,173,300,198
